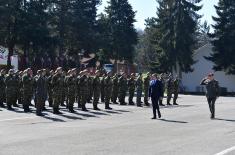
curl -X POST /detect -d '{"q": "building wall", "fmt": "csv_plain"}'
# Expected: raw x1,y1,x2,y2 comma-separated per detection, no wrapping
181,44,235,93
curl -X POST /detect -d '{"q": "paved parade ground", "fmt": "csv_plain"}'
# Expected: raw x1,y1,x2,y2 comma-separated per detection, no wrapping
0,95,235,155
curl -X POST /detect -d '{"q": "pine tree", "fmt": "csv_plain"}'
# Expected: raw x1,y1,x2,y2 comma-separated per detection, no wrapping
174,0,202,72
148,0,202,73
207,0,235,74
105,0,137,62
72,0,101,55
0,0,23,68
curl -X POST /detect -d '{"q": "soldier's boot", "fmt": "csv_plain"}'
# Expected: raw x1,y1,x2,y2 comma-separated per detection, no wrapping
78,102,82,108
167,97,172,105
69,105,75,113
0,101,5,108
93,104,100,111
173,96,178,105
53,108,62,114
13,103,19,107
144,97,149,106
105,102,112,110
7,104,14,111
159,100,165,106
81,105,88,111
61,102,66,107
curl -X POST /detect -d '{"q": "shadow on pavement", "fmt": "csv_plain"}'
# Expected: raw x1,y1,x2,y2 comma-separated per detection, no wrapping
74,111,98,118
87,110,110,116
214,118,235,122
159,119,188,124
42,115,66,122
160,105,194,109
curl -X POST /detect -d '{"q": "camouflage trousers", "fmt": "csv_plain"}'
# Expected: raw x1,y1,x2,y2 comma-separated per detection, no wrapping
167,91,178,104
111,88,118,103
128,89,135,104
93,90,100,108
6,90,17,107
136,89,142,106
144,89,149,104
23,93,32,110
53,91,63,110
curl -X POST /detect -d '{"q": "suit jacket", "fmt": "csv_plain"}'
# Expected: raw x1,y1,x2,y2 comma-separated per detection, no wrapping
148,79,164,99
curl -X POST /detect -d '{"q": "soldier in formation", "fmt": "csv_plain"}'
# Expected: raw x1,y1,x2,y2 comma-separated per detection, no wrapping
0,67,182,117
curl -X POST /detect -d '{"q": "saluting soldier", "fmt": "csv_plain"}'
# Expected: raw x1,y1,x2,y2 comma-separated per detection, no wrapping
0,69,6,108
5,69,18,110
118,72,127,105
87,73,93,103
60,71,67,107
66,69,77,113
136,73,143,107
34,70,47,116
172,77,179,105
166,75,175,105
100,73,106,102
128,73,136,105
22,68,34,112
143,72,151,106
76,71,82,108
47,70,54,107
200,73,220,119
92,70,101,110
79,70,89,111
52,67,64,114
17,71,24,105
111,73,119,104
104,72,113,110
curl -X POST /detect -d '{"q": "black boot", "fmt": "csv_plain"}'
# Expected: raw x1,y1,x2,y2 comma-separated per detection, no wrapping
0,102,5,108
82,105,88,111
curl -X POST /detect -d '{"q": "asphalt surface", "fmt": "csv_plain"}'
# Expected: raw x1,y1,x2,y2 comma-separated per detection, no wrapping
0,95,235,155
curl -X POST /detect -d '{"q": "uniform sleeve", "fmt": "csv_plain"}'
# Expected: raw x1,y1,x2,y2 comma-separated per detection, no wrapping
200,78,207,85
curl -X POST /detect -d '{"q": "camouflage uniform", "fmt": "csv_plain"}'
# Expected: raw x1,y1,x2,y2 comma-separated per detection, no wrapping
111,75,119,104
100,75,105,102
17,73,23,105
66,74,77,112
135,75,143,107
172,79,179,105
92,75,101,110
47,74,54,107
22,73,34,112
52,73,64,113
5,73,18,109
127,76,136,105
104,75,112,109
0,73,6,107
79,74,89,111
143,75,150,106
166,78,174,105
60,74,66,106
34,74,47,115
118,75,127,105
87,76,93,103
76,75,81,108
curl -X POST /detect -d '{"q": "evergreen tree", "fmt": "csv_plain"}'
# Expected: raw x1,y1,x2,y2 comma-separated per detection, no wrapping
72,0,101,55
207,0,235,74
0,0,23,68
105,0,137,62
148,0,202,73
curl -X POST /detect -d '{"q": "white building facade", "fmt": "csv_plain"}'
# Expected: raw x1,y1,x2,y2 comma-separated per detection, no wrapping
180,44,235,93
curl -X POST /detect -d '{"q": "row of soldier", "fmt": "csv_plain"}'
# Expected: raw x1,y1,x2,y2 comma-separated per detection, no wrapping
0,68,179,116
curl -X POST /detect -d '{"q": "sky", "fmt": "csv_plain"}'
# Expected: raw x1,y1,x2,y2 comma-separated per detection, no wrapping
98,0,219,30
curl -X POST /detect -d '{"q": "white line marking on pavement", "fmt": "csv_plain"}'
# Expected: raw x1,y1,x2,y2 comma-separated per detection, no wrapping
215,146,235,155
0,116,38,122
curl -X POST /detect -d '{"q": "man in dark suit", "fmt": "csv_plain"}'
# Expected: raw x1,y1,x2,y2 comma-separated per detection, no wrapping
149,74,164,119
